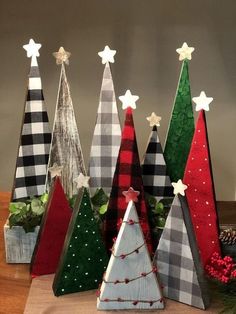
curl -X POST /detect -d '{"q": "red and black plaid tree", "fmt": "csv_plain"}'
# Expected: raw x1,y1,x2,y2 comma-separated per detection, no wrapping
183,91,221,268
31,168,72,276
104,90,152,253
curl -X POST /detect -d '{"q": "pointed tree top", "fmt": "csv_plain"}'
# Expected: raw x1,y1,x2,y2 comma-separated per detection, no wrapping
119,90,139,110
48,163,63,179
171,179,188,196
176,42,195,61
146,112,162,127
23,39,41,58
192,91,213,112
74,173,90,189
122,187,140,203
53,47,71,65
98,45,116,64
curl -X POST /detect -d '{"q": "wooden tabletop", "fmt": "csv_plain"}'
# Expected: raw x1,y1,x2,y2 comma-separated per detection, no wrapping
0,192,235,314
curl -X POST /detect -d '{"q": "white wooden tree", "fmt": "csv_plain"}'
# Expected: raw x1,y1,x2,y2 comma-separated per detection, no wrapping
97,189,164,310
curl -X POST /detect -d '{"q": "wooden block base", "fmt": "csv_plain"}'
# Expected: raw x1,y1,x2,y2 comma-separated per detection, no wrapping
24,274,220,313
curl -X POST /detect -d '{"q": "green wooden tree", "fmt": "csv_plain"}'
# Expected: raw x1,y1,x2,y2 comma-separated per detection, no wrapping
53,187,109,296
164,58,195,182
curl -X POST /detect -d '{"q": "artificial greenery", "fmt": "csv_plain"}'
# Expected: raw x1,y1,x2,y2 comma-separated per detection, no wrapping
8,193,48,233
91,188,109,220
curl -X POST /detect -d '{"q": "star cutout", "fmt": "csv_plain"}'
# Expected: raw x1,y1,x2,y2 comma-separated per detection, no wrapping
53,47,71,65
192,91,213,112
122,187,140,203
74,173,90,189
146,112,162,127
119,90,139,110
98,45,116,64
171,179,188,196
48,163,63,179
23,39,41,58
176,42,195,61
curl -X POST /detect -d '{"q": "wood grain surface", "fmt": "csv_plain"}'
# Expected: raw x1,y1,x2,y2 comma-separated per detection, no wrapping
0,192,235,314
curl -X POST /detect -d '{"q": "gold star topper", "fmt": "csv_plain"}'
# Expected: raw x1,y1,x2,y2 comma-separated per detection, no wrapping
53,47,71,65
146,112,162,127
48,163,63,179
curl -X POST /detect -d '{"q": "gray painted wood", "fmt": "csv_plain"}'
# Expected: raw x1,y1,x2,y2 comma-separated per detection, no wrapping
4,223,39,263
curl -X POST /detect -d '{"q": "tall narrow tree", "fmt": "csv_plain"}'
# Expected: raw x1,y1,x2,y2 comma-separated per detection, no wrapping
89,46,121,195
46,47,86,198
12,39,51,201
164,42,195,182
183,91,221,267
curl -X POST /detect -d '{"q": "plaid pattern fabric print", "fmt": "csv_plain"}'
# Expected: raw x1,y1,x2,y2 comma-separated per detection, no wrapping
154,195,206,309
105,108,152,253
46,64,86,198
142,126,173,202
89,63,121,195
12,57,51,201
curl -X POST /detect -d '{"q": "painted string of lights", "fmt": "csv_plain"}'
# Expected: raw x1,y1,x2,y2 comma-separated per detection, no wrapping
97,295,164,307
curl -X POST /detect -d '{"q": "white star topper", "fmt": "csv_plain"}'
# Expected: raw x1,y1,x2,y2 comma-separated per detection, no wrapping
192,91,213,112
176,42,195,61
23,39,41,58
48,163,63,179
119,90,139,110
74,173,90,189
98,45,116,64
172,179,188,196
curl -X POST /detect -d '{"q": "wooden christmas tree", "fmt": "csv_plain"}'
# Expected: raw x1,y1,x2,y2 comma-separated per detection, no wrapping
46,47,86,198
154,180,210,309
31,170,72,276
53,175,109,296
164,42,195,182
97,188,164,310
183,91,221,267
88,46,121,195
12,39,51,201
105,90,152,253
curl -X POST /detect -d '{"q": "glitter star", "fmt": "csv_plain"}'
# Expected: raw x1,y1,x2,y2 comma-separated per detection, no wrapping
98,45,116,64
119,90,139,110
23,39,41,58
192,91,213,112
172,179,188,196
146,112,162,127
48,163,63,179
176,42,195,61
74,173,90,189
122,187,140,203
53,47,71,65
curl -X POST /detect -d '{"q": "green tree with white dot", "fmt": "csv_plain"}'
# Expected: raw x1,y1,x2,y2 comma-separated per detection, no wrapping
53,186,109,296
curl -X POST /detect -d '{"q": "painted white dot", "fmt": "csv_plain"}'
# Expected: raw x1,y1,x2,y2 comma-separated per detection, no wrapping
205,158,208,161
209,223,212,226
208,214,211,217
79,213,81,215
95,279,98,282
188,170,191,173
104,266,106,269
99,259,102,262
64,275,67,279
206,201,209,205
76,265,79,268
84,203,87,206
67,264,70,267
74,278,77,281
196,226,199,229
199,169,202,172
85,243,88,247
195,199,198,202
187,184,190,186
91,218,94,221
191,157,194,160
77,225,80,228
85,272,88,275
98,247,101,249
84,215,87,217
88,258,91,261
96,239,99,242
212,241,215,244
92,231,95,234
61,289,65,292
194,189,197,192
203,144,206,148
69,245,72,248
203,181,206,184
193,214,196,218
72,253,75,257
75,236,78,239
79,285,82,288
85,230,88,233
194,141,197,144
198,129,201,133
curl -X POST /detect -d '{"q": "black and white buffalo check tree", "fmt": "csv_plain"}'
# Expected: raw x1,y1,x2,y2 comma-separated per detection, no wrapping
154,179,210,309
88,46,121,196
142,112,173,202
46,47,86,199
11,39,51,201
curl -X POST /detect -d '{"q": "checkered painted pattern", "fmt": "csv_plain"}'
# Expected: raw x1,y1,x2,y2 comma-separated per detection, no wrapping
12,57,51,201
88,62,121,195
142,126,173,202
105,107,152,253
46,63,86,198
154,195,209,309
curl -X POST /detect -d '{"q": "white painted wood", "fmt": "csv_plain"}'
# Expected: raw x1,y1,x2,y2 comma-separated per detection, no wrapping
97,201,164,310
4,222,39,263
